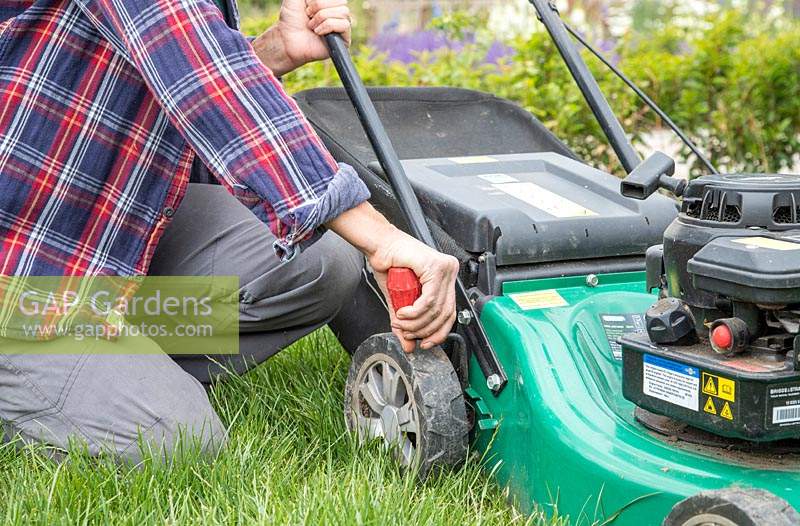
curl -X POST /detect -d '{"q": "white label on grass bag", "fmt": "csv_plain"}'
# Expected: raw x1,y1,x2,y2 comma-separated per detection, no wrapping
449,155,496,164
492,182,597,218
643,354,699,411
478,173,518,184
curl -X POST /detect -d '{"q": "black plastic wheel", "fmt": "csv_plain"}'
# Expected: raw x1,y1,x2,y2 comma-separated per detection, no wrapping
344,333,468,479
663,488,800,526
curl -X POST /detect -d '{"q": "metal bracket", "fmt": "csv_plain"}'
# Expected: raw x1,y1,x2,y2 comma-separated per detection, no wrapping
455,280,507,394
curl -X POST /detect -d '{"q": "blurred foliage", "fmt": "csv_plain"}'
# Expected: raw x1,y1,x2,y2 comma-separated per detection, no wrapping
239,5,277,35
629,0,680,32
238,0,280,11
250,8,799,175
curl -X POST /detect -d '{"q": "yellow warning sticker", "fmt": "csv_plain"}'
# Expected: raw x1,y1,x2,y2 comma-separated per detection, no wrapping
720,401,734,420
731,236,800,251
703,375,717,396
508,289,568,311
449,155,496,164
704,397,717,415
702,372,735,402
718,378,735,402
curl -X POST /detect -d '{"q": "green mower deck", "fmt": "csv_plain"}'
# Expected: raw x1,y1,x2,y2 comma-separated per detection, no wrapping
469,271,800,524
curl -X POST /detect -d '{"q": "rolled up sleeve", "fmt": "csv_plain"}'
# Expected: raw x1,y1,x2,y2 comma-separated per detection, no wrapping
74,0,370,260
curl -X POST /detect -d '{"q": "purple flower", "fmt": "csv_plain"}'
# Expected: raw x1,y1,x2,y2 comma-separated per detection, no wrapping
484,41,515,64
370,30,461,63
370,27,513,65
598,38,617,54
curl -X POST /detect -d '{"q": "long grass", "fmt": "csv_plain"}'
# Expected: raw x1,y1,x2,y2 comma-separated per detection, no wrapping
0,328,555,525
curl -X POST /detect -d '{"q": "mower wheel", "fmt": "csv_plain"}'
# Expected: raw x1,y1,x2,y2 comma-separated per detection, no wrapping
344,333,468,479
663,488,800,526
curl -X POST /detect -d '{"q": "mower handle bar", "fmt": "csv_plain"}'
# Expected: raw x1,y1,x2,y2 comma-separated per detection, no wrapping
324,34,436,247
530,0,641,174
530,0,697,200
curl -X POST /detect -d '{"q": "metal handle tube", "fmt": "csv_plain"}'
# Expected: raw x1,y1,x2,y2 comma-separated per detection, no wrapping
324,34,436,247
562,22,718,175
529,0,641,174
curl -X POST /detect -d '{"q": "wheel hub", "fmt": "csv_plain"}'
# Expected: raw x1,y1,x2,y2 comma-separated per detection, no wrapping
352,357,420,466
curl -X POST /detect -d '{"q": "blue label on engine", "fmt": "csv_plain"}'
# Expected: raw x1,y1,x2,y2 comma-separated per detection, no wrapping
643,354,699,377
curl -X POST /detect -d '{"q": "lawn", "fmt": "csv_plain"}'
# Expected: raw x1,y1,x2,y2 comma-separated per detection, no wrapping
0,328,551,525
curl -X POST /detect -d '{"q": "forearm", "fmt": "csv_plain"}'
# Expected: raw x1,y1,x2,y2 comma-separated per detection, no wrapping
325,202,397,261
252,27,298,77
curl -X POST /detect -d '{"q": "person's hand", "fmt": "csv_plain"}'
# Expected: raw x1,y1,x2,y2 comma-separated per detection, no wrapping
368,230,459,353
326,202,459,353
253,0,351,76
274,0,352,69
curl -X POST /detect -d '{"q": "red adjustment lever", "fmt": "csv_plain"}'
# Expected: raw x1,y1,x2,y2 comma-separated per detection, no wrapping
387,267,421,312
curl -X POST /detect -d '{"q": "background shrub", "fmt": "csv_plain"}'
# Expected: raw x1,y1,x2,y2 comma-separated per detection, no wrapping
257,8,800,176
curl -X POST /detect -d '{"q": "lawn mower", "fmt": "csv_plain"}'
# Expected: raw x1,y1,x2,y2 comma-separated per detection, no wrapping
292,1,800,523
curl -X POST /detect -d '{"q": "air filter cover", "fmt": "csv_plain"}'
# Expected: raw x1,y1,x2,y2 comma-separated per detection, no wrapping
681,173,800,229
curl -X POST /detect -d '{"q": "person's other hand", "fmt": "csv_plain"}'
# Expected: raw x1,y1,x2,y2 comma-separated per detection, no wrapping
368,229,459,353
274,0,352,68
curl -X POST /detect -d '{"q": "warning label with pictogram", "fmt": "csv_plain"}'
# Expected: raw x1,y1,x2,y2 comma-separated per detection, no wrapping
702,372,735,402
704,376,716,395
720,401,733,420
700,371,737,422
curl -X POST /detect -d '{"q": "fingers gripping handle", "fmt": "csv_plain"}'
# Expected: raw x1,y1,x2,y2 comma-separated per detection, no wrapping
387,268,422,312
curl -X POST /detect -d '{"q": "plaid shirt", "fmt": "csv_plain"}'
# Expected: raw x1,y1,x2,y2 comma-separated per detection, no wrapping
0,0,369,278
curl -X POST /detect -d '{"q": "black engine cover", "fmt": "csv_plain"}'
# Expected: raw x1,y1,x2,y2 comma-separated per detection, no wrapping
664,173,800,308
624,173,800,442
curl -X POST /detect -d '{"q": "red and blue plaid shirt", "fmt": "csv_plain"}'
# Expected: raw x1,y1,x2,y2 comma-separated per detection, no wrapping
0,0,369,277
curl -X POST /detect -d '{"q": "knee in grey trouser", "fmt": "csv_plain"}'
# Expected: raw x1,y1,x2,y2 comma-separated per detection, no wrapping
0,335,226,464
0,183,365,462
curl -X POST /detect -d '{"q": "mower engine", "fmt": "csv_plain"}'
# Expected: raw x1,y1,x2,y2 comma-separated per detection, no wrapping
621,173,800,441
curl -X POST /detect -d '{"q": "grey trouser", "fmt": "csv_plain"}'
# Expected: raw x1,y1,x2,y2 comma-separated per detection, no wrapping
0,184,364,462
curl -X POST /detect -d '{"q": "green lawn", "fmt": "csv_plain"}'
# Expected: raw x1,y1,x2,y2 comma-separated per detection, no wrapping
0,329,552,525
